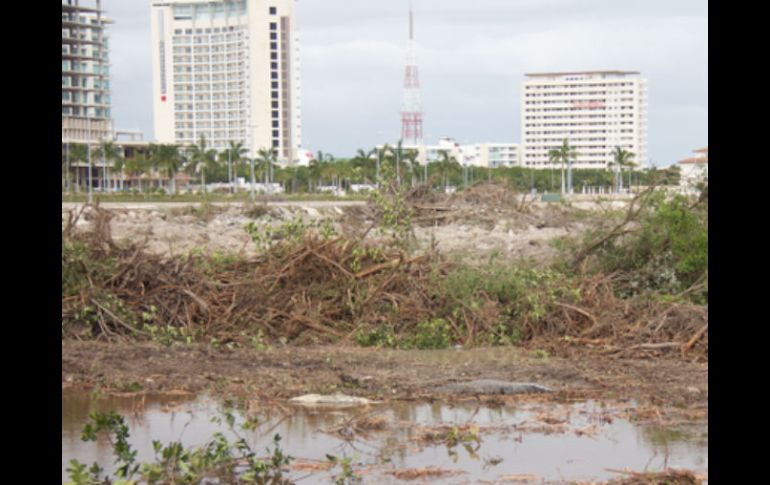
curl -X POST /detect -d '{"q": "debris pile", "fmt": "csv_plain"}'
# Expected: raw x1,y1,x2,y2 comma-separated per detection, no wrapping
62,202,707,361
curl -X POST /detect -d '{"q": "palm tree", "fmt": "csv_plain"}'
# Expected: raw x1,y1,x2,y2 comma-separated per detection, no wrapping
124,153,149,192
150,143,183,194
256,148,278,193
312,150,337,188
354,148,377,183
220,140,248,193
611,146,635,193
548,139,577,195
68,143,88,192
96,141,124,192
187,135,219,194
437,150,458,192
625,159,638,192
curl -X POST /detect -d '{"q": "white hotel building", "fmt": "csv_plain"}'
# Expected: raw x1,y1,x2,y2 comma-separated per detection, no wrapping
399,138,521,168
521,71,647,169
151,0,301,163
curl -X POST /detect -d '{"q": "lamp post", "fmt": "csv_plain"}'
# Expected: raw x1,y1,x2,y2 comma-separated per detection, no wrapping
227,148,233,195
87,120,93,204
376,130,383,188
248,124,258,201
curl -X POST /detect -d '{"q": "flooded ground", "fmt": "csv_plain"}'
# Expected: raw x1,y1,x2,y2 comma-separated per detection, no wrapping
62,392,707,484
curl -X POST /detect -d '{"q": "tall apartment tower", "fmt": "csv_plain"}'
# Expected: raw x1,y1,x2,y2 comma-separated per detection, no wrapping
151,0,301,163
62,0,113,143
521,71,647,169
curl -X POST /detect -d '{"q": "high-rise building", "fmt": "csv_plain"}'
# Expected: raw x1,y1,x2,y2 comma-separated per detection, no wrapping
521,71,647,169
151,0,301,164
62,0,113,143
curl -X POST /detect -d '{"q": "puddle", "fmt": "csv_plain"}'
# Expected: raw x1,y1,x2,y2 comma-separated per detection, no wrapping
62,392,707,483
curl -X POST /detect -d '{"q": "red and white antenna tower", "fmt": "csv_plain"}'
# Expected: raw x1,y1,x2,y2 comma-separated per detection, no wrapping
400,3,423,145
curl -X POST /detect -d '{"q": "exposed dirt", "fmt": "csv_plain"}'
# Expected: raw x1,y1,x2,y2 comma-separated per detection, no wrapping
62,341,707,422
61,196,595,263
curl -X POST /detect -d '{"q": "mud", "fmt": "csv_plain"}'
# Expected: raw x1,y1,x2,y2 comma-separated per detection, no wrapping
62,342,707,421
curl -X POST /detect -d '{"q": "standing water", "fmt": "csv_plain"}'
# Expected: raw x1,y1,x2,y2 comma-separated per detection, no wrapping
62,392,707,483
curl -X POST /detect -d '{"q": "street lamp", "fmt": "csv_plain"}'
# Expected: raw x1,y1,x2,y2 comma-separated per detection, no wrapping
376,130,383,188
248,124,258,201
87,120,93,204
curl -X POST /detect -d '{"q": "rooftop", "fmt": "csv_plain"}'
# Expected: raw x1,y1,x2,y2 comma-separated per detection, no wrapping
678,157,708,165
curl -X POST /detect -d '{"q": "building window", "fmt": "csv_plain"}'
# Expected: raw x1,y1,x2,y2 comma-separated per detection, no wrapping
272,139,279,147
270,22,277,30
270,42,277,50
271,91,278,99
272,130,279,137
271,62,278,69
269,6,277,15
271,52,277,60
272,111,279,118
270,32,277,40
271,81,278,89
272,120,279,128
272,101,279,108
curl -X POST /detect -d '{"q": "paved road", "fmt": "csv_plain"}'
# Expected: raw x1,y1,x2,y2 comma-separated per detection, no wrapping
62,200,367,211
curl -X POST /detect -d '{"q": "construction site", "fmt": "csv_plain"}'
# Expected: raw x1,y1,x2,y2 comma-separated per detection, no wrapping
62,178,707,484
62,1,707,483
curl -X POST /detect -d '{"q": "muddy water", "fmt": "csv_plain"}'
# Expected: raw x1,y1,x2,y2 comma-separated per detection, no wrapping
62,392,707,484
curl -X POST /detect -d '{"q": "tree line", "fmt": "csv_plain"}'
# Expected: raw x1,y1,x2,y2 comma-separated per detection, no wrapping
62,136,680,195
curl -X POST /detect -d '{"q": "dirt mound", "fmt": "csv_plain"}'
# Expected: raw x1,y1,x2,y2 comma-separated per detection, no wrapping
404,182,581,230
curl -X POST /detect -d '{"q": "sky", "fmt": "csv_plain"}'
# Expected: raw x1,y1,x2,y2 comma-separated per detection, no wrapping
106,0,707,166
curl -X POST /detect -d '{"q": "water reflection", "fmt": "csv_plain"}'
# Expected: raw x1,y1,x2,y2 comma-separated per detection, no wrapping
62,392,707,484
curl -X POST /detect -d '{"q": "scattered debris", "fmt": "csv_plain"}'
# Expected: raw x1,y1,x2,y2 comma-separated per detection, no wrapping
603,468,703,485
386,467,467,480
289,393,381,406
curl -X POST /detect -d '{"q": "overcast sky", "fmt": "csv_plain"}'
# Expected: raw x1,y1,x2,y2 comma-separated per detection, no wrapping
107,0,707,166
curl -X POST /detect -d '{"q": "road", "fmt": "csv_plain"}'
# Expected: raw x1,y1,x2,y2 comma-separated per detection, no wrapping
62,200,367,211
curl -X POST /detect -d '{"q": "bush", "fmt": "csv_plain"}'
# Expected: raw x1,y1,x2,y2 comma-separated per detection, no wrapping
582,192,707,302
407,318,452,349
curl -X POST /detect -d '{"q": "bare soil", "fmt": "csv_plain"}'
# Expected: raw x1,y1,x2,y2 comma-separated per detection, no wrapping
62,341,707,422
61,198,594,263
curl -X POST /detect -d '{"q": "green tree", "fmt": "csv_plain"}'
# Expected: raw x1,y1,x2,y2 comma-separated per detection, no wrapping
610,146,635,193
68,143,89,192
124,153,149,193
97,141,124,191
150,143,183,194
187,134,219,193
220,140,248,190
354,148,377,183
256,148,278,192
548,139,577,195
